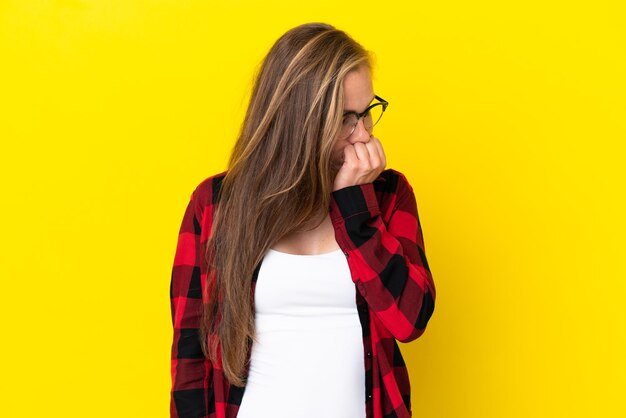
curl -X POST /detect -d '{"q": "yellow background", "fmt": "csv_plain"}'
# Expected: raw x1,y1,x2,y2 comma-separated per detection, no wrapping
1,1,624,417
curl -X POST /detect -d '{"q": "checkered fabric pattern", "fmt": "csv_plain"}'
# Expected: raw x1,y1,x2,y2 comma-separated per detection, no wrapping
170,168,436,418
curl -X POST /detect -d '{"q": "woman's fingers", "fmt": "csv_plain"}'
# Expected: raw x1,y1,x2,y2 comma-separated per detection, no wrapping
348,140,384,169
333,137,386,191
352,142,371,166
342,143,357,165
371,136,386,169
356,137,384,171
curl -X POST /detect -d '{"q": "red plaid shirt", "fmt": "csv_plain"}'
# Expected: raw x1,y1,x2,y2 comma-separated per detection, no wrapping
170,168,436,418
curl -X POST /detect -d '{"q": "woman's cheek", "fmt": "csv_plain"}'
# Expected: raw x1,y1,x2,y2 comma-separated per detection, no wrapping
330,149,344,172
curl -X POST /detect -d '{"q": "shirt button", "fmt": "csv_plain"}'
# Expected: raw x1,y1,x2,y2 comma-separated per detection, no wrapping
367,352,372,358
367,394,372,399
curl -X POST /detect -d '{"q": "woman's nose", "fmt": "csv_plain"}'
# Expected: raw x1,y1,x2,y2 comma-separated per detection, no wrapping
348,118,371,144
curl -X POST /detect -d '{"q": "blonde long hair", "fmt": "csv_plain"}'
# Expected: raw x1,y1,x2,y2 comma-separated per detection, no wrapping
200,22,373,386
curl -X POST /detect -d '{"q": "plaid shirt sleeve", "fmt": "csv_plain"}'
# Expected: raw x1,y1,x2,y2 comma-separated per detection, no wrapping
329,170,436,343
170,188,212,418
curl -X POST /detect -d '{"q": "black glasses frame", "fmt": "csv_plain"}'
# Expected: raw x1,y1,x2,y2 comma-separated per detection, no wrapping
341,95,389,139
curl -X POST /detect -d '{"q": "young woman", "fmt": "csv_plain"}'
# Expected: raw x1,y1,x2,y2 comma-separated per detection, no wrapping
170,22,436,418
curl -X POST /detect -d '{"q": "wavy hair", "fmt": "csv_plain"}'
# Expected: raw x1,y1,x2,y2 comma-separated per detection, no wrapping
200,22,373,386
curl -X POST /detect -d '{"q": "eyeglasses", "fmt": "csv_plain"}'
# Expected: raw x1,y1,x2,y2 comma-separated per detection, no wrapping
340,95,389,140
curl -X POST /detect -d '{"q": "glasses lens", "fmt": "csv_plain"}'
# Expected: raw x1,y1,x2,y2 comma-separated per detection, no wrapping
341,113,358,138
365,104,384,131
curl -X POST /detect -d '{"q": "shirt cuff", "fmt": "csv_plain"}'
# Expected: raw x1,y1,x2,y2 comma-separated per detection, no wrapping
329,182,381,222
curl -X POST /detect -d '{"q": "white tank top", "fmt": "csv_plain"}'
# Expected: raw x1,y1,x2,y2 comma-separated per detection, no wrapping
236,247,366,418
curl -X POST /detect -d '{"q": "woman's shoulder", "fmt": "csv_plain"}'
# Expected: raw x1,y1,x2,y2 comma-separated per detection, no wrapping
189,170,228,210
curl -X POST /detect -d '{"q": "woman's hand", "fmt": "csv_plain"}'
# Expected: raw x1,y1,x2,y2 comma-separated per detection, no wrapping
332,135,387,192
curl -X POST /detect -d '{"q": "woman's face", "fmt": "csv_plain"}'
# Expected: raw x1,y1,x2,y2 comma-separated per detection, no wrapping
330,65,376,176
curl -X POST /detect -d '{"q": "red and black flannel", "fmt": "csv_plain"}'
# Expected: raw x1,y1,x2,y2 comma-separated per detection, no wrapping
170,168,436,418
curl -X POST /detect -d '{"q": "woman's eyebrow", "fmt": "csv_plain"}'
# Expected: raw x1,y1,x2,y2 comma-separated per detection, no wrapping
343,95,376,113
